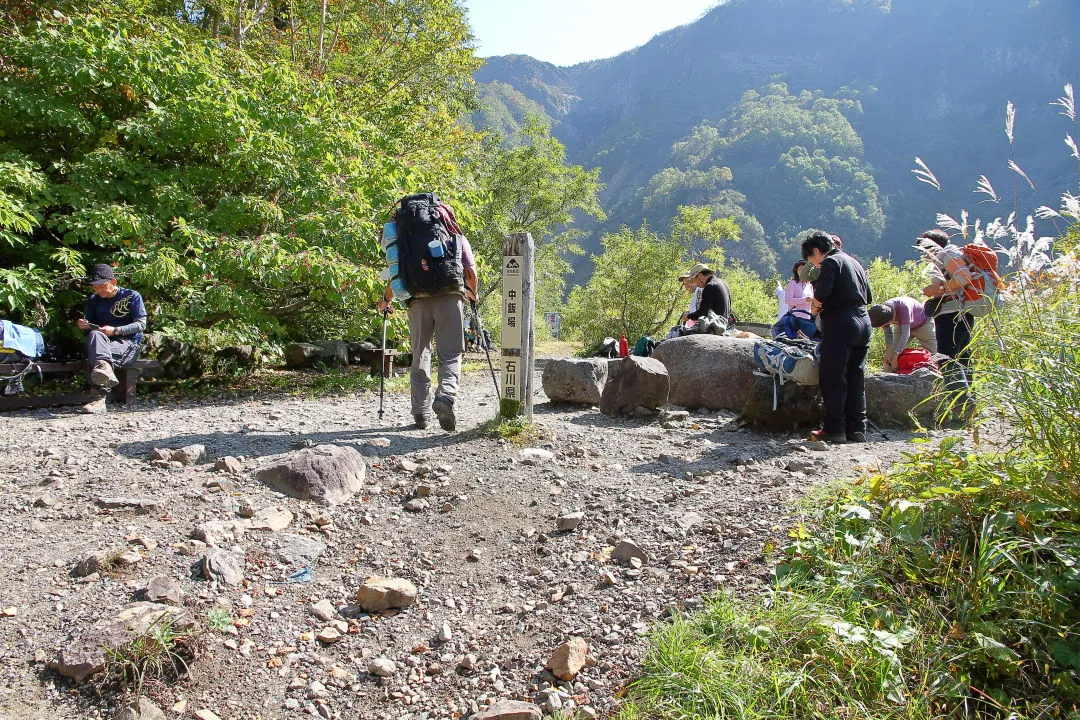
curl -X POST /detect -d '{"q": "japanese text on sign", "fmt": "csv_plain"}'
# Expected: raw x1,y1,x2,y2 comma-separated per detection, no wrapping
501,253,524,402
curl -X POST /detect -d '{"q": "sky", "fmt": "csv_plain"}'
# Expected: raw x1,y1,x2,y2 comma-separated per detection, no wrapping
461,0,721,67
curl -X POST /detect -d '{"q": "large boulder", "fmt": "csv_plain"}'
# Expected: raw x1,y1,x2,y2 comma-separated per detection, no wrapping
284,343,322,368
145,334,205,379
599,356,668,416
314,340,349,367
865,369,940,427
652,335,758,410
542,358,609,405
255,444,366,505
214,344,259,370
741,376,823,428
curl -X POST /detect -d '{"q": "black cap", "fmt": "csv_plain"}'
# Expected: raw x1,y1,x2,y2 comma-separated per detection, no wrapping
88,264,115,284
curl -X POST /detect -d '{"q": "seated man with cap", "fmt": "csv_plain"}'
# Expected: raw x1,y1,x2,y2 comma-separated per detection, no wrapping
868,296,937,372
681,263,732,325
76,264,148,413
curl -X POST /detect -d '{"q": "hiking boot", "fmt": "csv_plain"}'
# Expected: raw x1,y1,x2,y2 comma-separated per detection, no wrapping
809,428,846,444
89,360,119,389
413,414,429,430
846,431,867,443
431,394,456,432
79,396,107,414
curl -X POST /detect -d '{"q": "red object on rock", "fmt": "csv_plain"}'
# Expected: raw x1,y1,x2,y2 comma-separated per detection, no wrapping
618,336,629,358
896,348,936,374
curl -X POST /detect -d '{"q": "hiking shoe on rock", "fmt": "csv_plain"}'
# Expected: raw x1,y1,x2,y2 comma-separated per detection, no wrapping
846,431,867,443
79,396,107,414
90,361,119,389
431,395,456,431
809,428,846,444
413,414,429,430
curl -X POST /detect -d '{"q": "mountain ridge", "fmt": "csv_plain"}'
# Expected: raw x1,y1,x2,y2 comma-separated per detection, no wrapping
473,0,1079,273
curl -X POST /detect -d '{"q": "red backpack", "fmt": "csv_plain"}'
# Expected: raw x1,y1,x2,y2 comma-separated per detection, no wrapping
896,348,936,375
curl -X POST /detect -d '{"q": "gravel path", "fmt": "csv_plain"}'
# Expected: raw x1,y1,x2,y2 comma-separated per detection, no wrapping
0,368,932,720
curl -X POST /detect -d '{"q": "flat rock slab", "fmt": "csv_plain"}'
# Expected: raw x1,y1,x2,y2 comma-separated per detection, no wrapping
474,701,543,720
144,575,183,605
599,356,668,416
95,497,164,513
255,444,366,505
653,335,758,410
49,602,195,683
249,506,293,532
266,533,327,567
541,358,609,405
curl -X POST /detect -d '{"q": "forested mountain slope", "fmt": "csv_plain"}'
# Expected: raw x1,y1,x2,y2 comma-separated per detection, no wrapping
474,0,1079,272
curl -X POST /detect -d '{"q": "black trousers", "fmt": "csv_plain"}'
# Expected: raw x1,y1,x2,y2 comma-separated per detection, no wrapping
819,310,871,435
935,311,974,365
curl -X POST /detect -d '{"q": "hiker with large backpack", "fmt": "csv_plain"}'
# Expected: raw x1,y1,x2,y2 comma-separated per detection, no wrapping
916,228,1002,371
376,193,478,432
802,231,873,444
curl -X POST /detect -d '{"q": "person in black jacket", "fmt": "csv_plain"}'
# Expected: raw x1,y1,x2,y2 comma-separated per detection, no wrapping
802,231,873,443
682,263,732,324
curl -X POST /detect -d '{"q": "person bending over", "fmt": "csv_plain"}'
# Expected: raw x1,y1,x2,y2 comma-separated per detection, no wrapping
868,296,937,372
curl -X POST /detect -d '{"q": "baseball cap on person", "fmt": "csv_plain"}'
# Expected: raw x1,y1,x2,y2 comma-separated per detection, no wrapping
679,263,713,279
87,264,116,285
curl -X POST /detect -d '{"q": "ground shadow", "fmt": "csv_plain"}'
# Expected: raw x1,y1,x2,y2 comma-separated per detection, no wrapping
113,420,489,463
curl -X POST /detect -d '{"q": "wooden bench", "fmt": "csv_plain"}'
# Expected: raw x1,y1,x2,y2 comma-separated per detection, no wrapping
350,348,399,376
0,358,159,411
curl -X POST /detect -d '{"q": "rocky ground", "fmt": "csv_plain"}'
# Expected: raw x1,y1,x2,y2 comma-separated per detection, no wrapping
0,366,943,720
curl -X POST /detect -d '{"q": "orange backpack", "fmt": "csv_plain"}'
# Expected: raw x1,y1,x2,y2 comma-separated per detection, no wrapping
958,243,1004,303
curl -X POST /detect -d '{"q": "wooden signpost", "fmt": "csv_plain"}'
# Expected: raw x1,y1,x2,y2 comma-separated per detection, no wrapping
500,232,535,419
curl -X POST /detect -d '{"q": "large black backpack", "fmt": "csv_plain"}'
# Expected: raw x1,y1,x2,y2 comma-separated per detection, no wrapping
394,192,464,295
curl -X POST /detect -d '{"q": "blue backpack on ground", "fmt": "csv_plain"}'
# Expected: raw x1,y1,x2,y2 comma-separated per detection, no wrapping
753,336,821,410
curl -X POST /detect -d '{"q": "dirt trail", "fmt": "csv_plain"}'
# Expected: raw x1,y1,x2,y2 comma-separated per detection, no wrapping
0,368,933,720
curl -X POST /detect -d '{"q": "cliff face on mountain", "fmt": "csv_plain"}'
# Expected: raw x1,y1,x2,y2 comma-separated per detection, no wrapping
474,0,1079,270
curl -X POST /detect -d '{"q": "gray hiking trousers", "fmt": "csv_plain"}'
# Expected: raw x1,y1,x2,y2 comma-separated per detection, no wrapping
407,294,465,416
85,330,140,370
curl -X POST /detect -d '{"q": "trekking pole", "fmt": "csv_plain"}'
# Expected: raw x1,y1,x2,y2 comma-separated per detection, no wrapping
471,301,500,398
378,308,389,422
866,417,889,441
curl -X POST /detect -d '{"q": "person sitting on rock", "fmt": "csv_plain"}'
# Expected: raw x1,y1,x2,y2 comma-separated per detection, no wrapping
76,263,147,413
868,296,937,372
681,263,732,325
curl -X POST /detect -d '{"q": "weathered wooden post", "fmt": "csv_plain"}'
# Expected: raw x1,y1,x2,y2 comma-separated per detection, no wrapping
500,232,535,420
